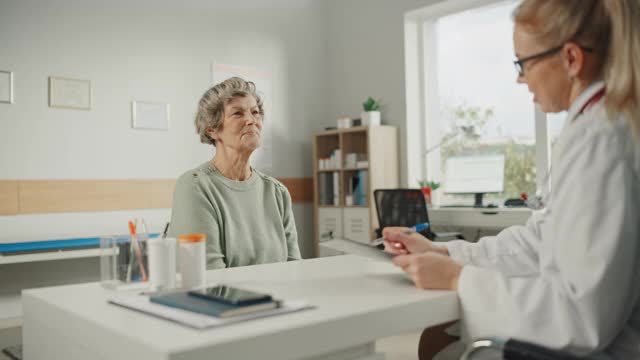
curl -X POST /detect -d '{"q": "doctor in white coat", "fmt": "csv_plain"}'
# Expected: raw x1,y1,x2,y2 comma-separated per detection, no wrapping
384,0,640,358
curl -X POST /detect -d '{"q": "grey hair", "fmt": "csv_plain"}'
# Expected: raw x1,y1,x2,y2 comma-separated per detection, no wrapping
195,77,264,146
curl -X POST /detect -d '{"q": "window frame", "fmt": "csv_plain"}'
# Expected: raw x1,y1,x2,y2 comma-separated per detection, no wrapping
404,0,552,199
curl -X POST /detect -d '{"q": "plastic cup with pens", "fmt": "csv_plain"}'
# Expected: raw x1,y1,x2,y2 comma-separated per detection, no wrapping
100,219,153,289
100,234,149,289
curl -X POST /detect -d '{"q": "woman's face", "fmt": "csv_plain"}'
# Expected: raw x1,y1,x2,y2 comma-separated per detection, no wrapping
513,24,572,113
210,95,262,153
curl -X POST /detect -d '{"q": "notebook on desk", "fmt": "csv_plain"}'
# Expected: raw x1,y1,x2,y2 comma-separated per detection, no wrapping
109,293,313,329
149,291,279,318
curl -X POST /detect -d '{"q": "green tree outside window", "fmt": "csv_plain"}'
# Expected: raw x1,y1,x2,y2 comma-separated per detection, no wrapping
438,103,536,202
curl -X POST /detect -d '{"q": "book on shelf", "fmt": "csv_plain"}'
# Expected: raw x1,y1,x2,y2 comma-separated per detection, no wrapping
333,172,339,206
149,291,280,318
350,170,369,206
318,172,339,206
359,170,369,206
319,172,327,205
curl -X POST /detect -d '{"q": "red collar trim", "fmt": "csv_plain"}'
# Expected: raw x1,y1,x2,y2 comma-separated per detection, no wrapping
578,88,605,114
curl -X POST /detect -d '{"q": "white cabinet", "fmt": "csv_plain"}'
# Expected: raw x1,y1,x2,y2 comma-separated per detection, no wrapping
342,208,371,244
317,207,343,242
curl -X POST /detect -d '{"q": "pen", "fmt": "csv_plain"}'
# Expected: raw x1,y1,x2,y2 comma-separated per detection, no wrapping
126,220,135,282
138,218,152,245
128,220,148,282
370,222,430,247
161,222,170,239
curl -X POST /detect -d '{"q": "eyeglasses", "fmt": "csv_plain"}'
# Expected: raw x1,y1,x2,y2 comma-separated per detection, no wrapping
513,45,594,77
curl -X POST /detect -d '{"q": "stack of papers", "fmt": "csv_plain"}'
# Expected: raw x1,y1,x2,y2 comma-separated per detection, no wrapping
109,294,313,329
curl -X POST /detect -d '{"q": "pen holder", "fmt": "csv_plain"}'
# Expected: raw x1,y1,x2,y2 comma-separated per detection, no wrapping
100,235,150,289
148,237,177,291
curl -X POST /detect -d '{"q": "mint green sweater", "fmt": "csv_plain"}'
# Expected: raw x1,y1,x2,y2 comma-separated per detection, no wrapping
168,162,301,269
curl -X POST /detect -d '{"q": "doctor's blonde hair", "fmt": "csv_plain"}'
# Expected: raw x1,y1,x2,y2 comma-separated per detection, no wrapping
514,0,640,138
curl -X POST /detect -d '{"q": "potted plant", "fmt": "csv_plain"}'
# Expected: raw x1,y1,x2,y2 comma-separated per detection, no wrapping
361,97,381,126
418,180,440,205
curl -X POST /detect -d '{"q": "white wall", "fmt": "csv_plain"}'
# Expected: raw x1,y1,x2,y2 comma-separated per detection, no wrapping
0,0,457,258
325,0,441,187
0,0,328,258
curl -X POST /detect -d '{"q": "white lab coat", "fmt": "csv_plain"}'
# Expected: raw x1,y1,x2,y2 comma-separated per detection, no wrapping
445,81,640,358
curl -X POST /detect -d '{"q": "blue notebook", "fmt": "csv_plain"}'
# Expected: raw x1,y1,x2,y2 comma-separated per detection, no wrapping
149,292,279,318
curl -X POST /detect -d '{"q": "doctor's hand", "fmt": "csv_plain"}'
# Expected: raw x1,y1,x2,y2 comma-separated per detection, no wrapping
382,227,449,256
392,252,463,290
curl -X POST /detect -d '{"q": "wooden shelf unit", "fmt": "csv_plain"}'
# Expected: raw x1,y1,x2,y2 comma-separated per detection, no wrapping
312,125,399,256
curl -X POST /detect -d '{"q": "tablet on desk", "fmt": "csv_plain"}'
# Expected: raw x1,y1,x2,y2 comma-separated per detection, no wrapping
188,285,272,306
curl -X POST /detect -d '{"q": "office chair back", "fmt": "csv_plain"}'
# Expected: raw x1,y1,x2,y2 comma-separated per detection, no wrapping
373,189,434,239
462,338,586,360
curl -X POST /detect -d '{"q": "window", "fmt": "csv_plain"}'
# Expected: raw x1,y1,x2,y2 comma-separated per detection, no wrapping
547,111,567,149
405,0,561,206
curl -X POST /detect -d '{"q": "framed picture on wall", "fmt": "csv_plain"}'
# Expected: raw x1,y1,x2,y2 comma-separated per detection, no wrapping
131,100,170,131
48,76,92,110
0,70,13,104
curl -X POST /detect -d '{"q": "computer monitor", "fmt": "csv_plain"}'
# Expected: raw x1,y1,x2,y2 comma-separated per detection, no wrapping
444,154,505,207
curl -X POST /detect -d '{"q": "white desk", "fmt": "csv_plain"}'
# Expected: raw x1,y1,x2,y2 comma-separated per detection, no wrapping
429,207,531,228
22,255,458,360
319,239,392,260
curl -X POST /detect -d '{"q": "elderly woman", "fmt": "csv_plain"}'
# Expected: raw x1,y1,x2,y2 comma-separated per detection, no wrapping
169,77,301,269
385,0,640,359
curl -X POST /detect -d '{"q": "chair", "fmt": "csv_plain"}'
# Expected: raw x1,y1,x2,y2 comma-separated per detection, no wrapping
2,344,22,360
373,189,464,241
461,338,586,360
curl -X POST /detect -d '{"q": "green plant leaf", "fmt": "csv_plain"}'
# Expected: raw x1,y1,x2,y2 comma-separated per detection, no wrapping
363,97,381,111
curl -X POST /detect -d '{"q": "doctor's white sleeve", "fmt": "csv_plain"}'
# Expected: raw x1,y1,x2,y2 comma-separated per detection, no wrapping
444,212,544,276
456,130,640,354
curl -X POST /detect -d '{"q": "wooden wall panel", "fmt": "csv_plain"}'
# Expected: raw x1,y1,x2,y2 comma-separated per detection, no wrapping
0,181,19,215
18,180,177,214
147,179,178,209
279,178,313,203
1,177,311,215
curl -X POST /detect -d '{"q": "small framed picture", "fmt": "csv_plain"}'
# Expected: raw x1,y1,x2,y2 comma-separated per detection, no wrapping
0,71,13,104
132,100,170,131
49,76,92,110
